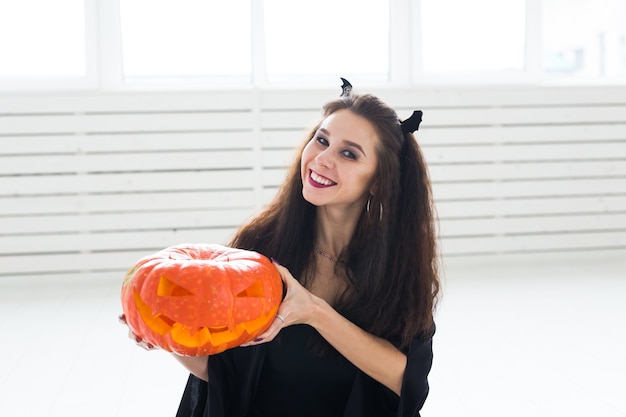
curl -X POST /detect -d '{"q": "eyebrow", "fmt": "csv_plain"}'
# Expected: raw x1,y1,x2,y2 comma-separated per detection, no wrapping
318,128,367,157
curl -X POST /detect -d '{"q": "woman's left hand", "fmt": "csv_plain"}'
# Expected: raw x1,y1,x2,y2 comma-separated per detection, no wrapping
242,260,408,395
241,260,317,346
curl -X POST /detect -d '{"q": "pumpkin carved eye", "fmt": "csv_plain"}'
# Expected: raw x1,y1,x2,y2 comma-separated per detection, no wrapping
121,244,282,356
237,279,264,298
158,276,194,297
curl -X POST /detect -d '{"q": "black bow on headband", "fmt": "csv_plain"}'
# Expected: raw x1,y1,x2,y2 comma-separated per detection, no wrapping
339,78,422,134
340,77,352,97
400,110,422,134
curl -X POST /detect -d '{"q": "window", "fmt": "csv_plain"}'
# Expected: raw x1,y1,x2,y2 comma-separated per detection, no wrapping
0,0,86,78
0,0,624,90
263,0,390,83
118,0,252,84
420,0,526,73
543,0,626,80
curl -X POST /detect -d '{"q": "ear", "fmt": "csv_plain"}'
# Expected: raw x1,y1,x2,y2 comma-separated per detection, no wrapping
369,182,379,196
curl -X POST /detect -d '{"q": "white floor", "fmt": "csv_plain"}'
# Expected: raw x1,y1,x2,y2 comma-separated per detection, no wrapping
0,252,624,417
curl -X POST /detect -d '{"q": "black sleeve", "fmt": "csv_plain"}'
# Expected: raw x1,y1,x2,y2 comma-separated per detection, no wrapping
175,346,266,417
175,353,237,417
342,326,435,417
397,326,435,417
176,373,208,417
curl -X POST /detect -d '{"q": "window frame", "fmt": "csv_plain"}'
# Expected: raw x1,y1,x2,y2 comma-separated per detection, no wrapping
0,0,99,91
0,0,624,91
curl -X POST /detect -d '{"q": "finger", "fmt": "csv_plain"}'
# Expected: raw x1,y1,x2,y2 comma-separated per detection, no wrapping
272,262,297,287
129,331,155,350
271,259,288,275
274,313,286,326
241,314,285,347
138,340,155,350
271,263,291,298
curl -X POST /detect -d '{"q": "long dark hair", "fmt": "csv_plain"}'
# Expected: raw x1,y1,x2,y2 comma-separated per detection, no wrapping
230,92,440,349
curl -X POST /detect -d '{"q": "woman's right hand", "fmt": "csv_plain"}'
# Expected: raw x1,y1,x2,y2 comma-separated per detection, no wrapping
118,313,157,351
119,313,208,380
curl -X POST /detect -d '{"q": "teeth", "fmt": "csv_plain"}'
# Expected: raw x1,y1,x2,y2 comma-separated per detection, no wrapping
311,171,335,186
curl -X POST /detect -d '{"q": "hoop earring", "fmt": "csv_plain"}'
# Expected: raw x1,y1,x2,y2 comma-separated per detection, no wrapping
366,195,383,222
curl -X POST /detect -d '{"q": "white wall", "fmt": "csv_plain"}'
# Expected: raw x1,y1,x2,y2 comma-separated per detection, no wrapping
1,85,625,278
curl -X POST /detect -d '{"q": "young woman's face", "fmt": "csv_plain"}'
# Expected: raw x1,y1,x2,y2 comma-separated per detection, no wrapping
301,109,380,211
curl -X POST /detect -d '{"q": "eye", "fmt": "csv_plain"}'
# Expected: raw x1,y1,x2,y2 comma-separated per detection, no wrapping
341,149,357,160
316,136,329,146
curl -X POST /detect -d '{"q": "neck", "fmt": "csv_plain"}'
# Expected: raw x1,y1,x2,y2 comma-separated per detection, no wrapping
314,206,360,257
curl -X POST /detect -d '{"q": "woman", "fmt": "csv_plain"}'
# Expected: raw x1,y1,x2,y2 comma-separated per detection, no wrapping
172,79,439,416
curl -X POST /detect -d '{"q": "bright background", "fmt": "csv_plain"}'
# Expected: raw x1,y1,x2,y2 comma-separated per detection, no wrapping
0,1,625,416
0,0,625,89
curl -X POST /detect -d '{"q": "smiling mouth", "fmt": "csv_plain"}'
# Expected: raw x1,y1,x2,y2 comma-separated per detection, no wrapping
310,170,336,187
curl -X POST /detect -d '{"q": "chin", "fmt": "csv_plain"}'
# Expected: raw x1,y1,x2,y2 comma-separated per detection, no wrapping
301,188,322,207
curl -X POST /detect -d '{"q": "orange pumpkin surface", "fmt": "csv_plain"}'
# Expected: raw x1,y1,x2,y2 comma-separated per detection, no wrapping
121,243,282,356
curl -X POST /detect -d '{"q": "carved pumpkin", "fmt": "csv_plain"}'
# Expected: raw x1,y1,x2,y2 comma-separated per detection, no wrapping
121,243,282,356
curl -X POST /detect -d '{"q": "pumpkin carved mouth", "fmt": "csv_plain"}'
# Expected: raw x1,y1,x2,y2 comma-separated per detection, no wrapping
133,275,273,348
122,244,282,356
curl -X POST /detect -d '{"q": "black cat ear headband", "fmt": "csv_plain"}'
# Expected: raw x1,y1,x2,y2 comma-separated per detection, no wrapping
340,77,422,134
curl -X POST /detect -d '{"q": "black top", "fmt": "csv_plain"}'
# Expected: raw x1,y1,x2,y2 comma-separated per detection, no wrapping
175,324,434,417
251,325,357,417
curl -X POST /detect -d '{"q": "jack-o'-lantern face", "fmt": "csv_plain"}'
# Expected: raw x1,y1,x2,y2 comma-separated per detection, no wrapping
121,244,283,356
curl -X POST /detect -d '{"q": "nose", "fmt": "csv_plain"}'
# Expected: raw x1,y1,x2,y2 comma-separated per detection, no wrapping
315,148,334,169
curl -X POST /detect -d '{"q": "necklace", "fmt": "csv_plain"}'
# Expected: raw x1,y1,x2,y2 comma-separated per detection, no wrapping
315,247,338,263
